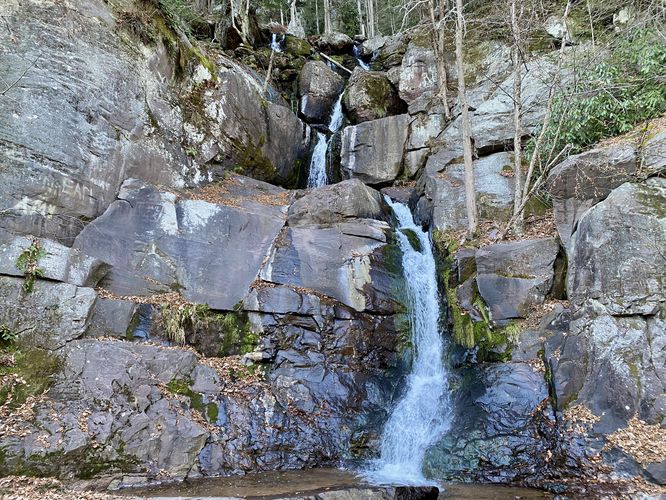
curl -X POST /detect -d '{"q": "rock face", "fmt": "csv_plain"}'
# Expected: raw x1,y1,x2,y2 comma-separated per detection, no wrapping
340,114,410,185
343,69,406,124
423,152,515,231
0,230,109,287
73,176,290,311
298,60,345,124
0,173,410,485
476,238,560,321
567,180,665,316
546,130,665,249
0,276,97,350
544,179,666,483
0,0,309,248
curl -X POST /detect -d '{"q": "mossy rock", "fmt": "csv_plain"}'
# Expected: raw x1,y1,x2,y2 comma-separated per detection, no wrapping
284,35,312,57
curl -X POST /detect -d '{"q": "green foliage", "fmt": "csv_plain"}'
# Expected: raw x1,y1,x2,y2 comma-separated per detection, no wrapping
166,377,219,423
146,0,202,37
15,239,46,294
159,302,210,344
0,325,17,347
534,29,666,157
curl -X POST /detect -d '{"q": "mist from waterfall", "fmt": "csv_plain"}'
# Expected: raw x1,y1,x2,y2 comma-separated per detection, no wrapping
364,197,452,486
307,94,344,188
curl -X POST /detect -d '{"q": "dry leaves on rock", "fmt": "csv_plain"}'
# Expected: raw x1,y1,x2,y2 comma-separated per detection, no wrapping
605,417,666,465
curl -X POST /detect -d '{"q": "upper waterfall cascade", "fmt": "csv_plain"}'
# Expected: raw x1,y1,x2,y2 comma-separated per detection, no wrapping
307,94,344,188
365,197,452,485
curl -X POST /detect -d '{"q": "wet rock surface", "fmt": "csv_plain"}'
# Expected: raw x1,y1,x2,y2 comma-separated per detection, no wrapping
343,69,406,124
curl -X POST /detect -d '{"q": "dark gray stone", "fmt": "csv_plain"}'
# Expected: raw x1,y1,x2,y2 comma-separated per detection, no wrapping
0,276,96,349
568,180,666,316
73,178,288,310
299,60,345,124
340,114,410,185
343,69,406,124
288,179,389,227
475,238,559,321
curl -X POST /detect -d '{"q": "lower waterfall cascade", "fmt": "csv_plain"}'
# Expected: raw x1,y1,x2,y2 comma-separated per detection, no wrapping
364,197,452,485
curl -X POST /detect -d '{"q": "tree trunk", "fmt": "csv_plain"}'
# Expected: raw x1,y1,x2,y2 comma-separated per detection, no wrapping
455,0,478,236
324,0,332,34
357,0,366,37
430,0,450,119
510,0,524,235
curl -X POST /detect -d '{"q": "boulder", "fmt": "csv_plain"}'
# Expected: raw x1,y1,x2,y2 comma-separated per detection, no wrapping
313,32,355,54
86,298,137,339
288,179,389,226
547,136,665,249
340,114,411,185
343,69,406,124
365,33,409,69
567,180,666,316
285,34,312,57
0,230,109,287
475,238,559,321
73,178,289,310
192,66,311,187
424,152,515,232
397,42,438,104
0,276,96,349
298,60,345,124
549,314,666,429
260,221,404,314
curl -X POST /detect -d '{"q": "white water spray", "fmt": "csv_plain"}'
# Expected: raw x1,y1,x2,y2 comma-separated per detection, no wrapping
353,45,370,70
270,33,284,52
307,94,344,188
365,197,451,485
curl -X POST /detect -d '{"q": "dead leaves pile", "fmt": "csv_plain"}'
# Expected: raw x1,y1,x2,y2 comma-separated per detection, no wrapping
605,417,666,465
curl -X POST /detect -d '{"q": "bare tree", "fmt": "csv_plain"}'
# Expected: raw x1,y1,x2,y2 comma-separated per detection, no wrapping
509,0,524,235
454,0,478,236
323,0,332,33
429,0,451,119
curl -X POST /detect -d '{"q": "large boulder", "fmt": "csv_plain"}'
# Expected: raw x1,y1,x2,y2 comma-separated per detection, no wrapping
343,69,406,124
73,177,290,310
397,42,438,104
422,152,515,232
476,238,560,321
547,131,665,249
567,179,666,316
191,64,311,187
287,179,390,226
313,32,355,54
424,363,552,482
298,60,345,124
340,114,411,185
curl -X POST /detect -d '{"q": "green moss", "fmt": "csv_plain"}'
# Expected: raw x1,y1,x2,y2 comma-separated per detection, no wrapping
125,312,140,341
166,377,205,413
233,136,278,183
284,35,312,57
432,230,514,362
206,402,219,422
208,311,257,356
0,346,62,409
400,228,423,253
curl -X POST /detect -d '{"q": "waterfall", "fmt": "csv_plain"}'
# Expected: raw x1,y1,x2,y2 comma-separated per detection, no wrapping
353,45,370,70
365,197,452,486
270,33,284,52
307,94,344,188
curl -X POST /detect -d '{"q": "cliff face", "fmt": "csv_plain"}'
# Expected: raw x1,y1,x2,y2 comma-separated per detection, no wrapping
1,0,665,494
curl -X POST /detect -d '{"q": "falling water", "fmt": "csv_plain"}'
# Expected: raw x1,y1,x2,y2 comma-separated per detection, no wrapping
307,94,344,188
353,44,370,70
365,197,451,486
270,33,283,52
